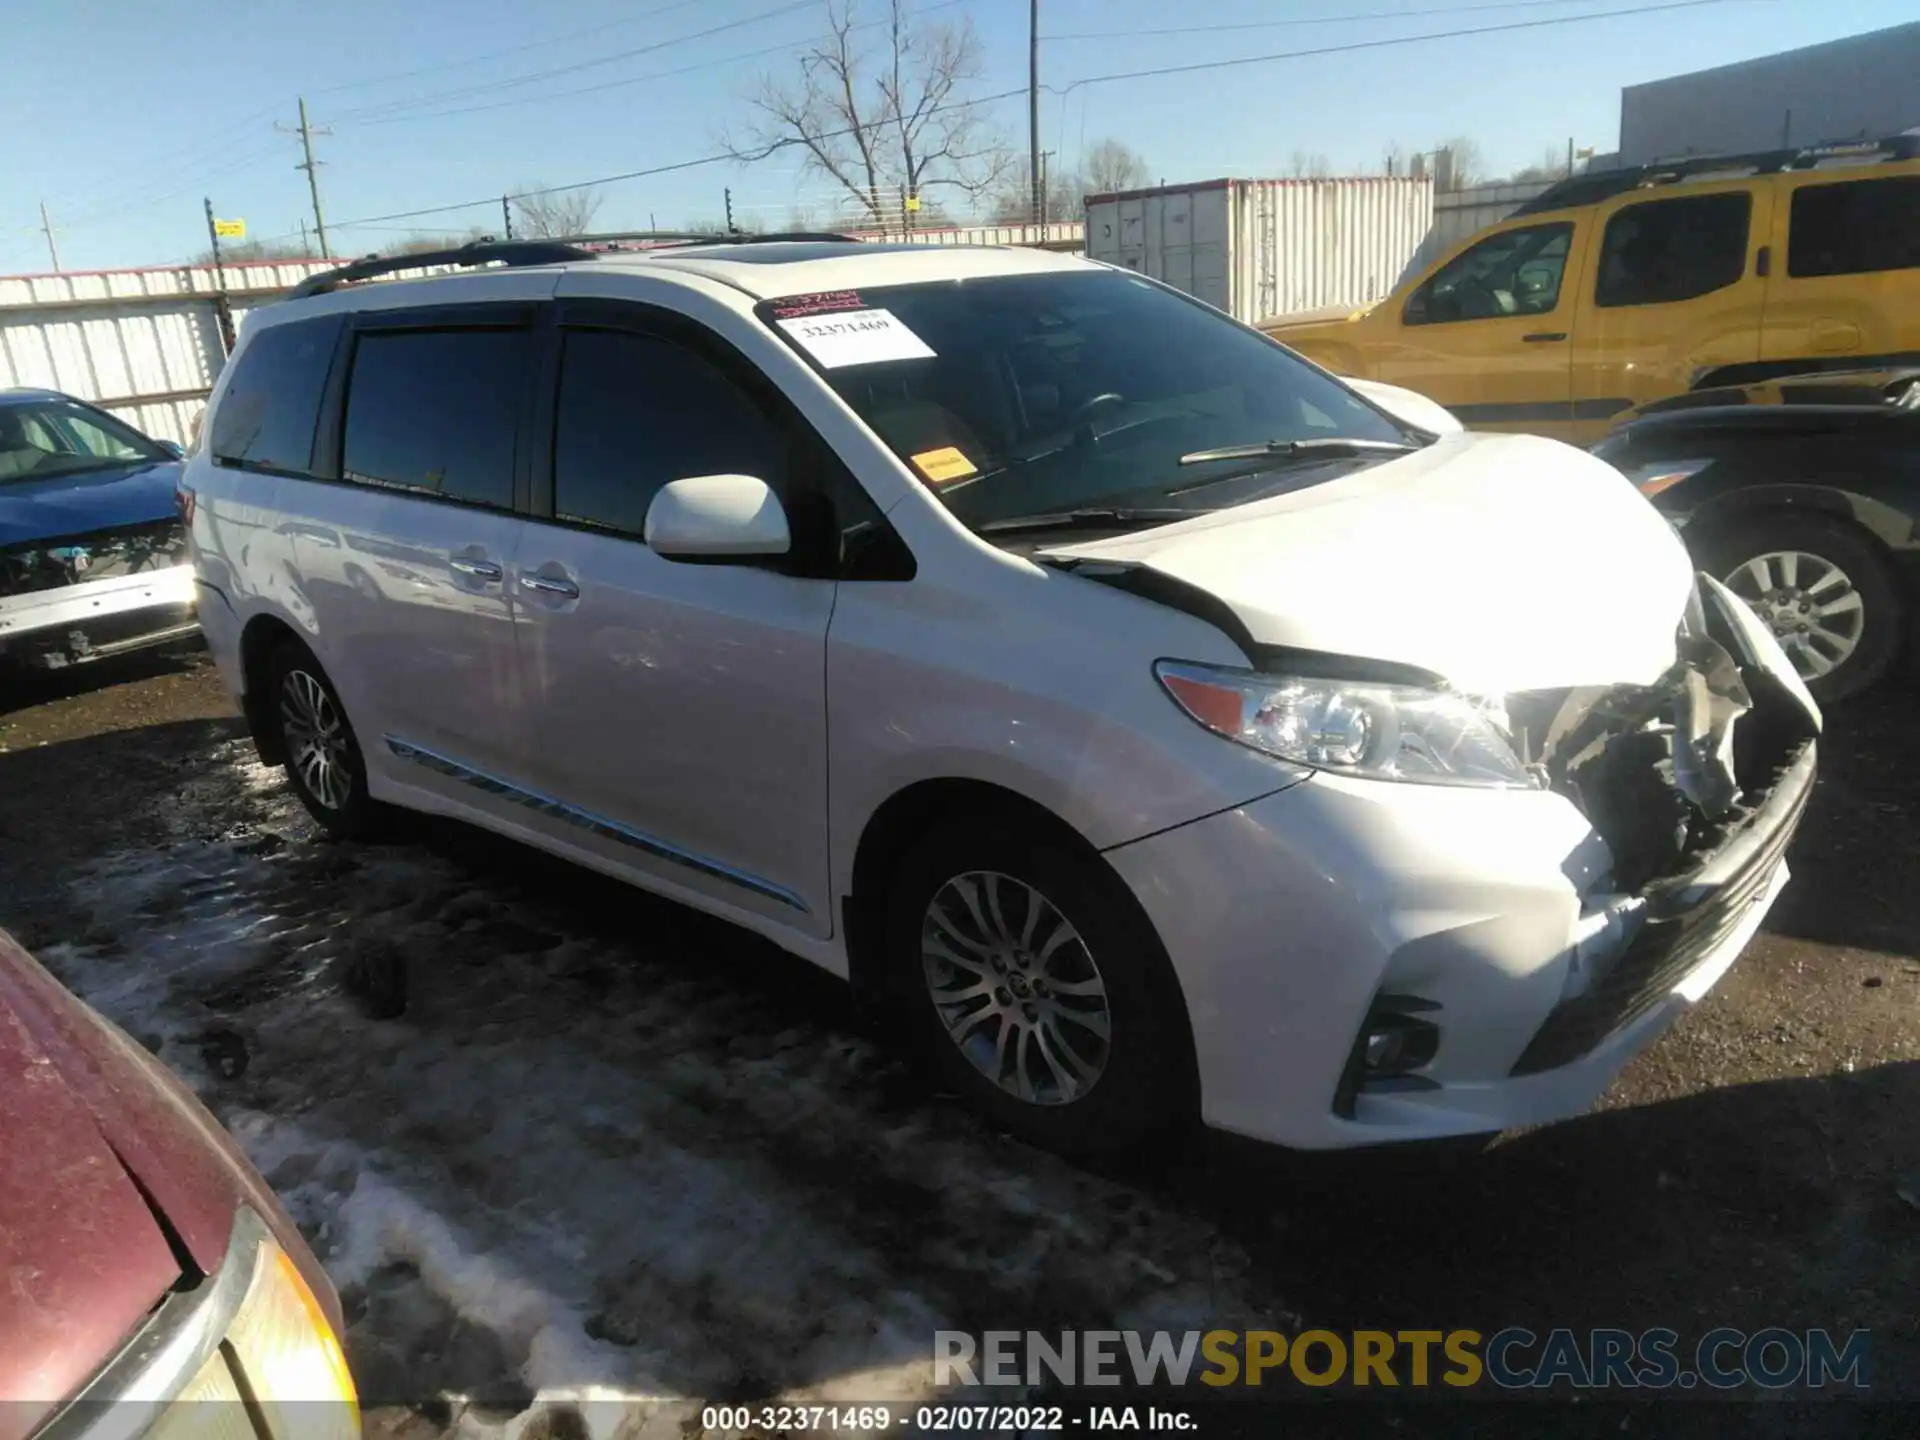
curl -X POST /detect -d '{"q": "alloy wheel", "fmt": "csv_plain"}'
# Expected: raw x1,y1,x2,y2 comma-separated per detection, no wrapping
1724,550,1865,680
280,669,354,812
920,870,1112,1106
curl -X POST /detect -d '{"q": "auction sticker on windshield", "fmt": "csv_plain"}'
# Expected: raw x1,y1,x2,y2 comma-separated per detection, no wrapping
777,308,935,368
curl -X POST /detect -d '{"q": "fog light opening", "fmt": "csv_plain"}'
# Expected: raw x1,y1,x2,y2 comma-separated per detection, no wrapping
1334,995,1441,1118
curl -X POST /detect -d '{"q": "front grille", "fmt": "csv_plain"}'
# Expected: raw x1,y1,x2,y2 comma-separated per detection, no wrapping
0,520,186,600
1511,738,1815,1075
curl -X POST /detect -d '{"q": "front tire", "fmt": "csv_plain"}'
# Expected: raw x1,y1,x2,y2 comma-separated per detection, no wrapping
1697,512,1906,703
269,641,388,839
883,815,1195,1160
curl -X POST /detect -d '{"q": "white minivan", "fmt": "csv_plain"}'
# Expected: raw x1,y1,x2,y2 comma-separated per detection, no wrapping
183,237,1820,1157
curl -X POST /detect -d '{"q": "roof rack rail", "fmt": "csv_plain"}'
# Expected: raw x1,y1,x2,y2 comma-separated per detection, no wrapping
285,230,871,299
568,229,862,249
1511,132,1920,217
288,237,587,299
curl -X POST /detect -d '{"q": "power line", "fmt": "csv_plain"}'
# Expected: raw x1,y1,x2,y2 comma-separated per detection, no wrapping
1055,0,1764,90
1045,0,1637,41
324,83,1030,232
332,0,819,125
310,0,709,96
348,0,975,129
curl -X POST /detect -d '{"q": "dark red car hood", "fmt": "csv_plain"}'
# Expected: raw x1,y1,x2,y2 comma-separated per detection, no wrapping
0,931,340,1437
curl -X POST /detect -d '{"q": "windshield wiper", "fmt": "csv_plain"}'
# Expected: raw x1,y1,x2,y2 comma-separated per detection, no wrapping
1177,437,1419,467
977,507,1192,536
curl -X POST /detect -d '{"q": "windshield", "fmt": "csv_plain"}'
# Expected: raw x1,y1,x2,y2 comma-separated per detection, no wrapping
0,398,166,484
757,270,1414,532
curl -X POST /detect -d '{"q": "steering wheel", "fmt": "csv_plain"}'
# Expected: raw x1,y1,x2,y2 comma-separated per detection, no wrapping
1069,392,1126,446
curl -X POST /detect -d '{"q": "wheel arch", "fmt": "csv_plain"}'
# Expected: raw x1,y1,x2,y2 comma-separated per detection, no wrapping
237,612,310,766
1685,483,1915,557
841,778,1200,1099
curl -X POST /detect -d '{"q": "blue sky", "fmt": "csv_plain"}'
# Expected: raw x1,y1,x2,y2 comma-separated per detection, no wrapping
2,0,1911,273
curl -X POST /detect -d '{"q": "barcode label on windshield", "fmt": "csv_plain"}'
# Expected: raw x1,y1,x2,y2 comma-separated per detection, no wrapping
777,308,935,368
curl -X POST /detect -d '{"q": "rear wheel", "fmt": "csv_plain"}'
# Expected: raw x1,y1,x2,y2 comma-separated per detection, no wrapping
883,815,1195,1160
1697,512,1905,703
269,641,388,838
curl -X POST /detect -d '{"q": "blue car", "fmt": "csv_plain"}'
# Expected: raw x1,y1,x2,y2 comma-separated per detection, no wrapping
0,389,197,671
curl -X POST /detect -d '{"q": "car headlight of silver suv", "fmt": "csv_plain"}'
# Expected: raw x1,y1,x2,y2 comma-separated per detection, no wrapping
1155,660,1534,789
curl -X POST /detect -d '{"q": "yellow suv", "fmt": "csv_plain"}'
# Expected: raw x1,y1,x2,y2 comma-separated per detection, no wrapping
1262,136,1920,445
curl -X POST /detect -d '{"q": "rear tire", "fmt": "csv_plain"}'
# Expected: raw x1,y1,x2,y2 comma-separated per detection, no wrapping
1695,511,1905,703
268,640,389,839
882,814,1196,1160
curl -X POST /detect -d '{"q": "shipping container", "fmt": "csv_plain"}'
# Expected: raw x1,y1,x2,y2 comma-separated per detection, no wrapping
1084,177,1433,326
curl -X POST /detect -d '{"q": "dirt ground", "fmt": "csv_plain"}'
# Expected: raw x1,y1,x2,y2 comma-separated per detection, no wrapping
0,643,1915,1438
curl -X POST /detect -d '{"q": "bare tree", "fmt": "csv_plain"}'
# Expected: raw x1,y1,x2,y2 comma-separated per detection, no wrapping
1380,141,1409,176
1287,150,1332,179
1079,138,1149,196
1507,144,1577,184
1432,136,1484,191
986,161,1078,223
726,0,1010,229
511,184,604,239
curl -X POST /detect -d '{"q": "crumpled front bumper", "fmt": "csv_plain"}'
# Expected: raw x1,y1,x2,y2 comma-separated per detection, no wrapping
0,564,197,667
1103,579,1820,1151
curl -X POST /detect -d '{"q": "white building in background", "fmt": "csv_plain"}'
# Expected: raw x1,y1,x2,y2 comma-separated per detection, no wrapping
1617,20,1920,164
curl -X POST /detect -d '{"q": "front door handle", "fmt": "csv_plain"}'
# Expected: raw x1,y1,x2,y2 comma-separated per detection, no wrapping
1522,331,1567,343
449,557,503,582
519,572,580,600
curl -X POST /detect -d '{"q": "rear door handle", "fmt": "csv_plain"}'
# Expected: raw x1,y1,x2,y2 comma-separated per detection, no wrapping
1522,331,1567,343
519,573,580,599
449,557,503,582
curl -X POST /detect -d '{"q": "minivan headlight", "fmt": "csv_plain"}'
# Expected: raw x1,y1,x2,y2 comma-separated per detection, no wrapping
1155,660,1534,789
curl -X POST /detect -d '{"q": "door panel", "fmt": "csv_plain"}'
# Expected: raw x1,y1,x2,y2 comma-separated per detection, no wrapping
1368,219,1584,439
291,485,527,779
514,534,835,928
511,319,836,934
1762,168,1920,372
299,316,539,794
1570,182,1771,442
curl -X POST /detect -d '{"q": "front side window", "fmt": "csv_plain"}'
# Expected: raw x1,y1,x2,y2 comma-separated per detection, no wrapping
1788,175,1920,278
552,328,786,535
1595,192,1751,308
757,271,1412,534
0,398,165,483
341,328,529,509
1405,223,1574,325
211,315,341,474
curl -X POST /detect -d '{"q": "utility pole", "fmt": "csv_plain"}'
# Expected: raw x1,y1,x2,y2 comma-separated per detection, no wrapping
279,97,333,259
203,197,237,355
37,201,60,272
502,196,514,240
1028,0,1041,225
725,187,736,234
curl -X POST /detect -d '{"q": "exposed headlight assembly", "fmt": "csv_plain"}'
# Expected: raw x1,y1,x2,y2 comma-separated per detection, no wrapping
1156,660,1534,789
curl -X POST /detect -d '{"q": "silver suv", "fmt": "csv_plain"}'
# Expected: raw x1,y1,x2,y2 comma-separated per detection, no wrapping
184,237,1820,1158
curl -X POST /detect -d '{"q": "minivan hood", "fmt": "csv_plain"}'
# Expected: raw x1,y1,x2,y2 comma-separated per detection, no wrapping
1042,432,1693,694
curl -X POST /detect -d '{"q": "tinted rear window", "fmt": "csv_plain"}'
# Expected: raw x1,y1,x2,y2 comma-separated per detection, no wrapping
1595,192,1751,308
1788,176,1920,278
341,328,529,509
211,315,341,473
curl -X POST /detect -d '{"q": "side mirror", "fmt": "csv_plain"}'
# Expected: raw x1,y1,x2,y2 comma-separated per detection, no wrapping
644,474,791,559
155,440,185,460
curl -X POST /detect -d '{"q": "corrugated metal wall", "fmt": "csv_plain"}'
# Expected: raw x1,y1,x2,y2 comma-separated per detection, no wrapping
1240,178,1433,322
0,259,339,446
1085,177,1433,324
1398,180,1556,285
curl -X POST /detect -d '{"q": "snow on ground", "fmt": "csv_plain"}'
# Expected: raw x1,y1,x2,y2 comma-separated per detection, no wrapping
35,739,1271,1435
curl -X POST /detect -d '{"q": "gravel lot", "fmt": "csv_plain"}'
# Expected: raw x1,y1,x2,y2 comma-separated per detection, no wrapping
0,644,1914,1438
